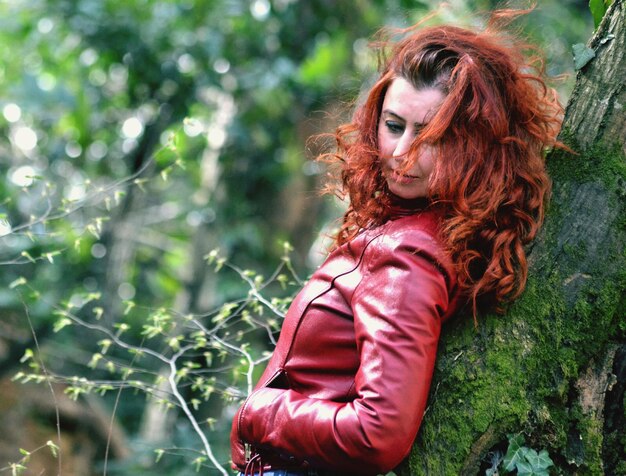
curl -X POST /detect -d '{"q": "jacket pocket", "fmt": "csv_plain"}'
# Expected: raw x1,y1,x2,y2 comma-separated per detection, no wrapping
237,368,289,440
263,367,290,389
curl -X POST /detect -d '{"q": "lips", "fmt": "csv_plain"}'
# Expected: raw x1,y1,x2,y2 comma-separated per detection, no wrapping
389,169,420,183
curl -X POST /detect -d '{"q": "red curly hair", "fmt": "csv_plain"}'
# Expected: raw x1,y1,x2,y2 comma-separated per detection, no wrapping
323,10,564,316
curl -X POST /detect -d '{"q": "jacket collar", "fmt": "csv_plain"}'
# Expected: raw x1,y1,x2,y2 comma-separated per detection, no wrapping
388,194,430,219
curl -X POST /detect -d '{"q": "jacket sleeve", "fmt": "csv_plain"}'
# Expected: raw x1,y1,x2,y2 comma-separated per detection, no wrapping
235,231,451,474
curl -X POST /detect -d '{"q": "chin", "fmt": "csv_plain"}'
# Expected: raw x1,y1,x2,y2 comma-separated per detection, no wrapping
389,186,425,200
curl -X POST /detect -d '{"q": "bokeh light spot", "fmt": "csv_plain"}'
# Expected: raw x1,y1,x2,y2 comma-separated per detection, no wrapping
12,126,38,152
3,103,22,123
122,117,144,139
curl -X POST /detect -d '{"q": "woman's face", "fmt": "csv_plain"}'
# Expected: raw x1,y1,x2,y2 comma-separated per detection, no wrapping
378,77,444,199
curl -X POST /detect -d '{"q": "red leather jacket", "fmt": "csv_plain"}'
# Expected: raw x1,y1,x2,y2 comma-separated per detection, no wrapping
231,207,460,475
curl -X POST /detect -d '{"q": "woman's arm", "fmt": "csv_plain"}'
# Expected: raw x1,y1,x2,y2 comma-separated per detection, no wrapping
234,230,451,474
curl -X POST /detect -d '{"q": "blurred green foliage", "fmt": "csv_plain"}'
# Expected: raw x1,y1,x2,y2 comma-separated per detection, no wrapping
0,0,593,474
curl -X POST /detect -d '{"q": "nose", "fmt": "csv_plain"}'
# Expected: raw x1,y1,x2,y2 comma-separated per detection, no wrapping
393,132,413,158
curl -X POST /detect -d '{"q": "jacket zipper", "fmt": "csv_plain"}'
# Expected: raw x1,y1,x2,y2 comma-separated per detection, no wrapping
282,232,382,365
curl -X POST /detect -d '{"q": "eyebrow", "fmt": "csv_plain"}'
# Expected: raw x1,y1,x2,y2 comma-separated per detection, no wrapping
381,110,427,127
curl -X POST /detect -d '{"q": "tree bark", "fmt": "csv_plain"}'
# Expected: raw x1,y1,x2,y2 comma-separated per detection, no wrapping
403,2,626,475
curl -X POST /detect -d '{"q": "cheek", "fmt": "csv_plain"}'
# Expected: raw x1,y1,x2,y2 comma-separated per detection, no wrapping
376,129,385,154
419,147,436,176
377,128,394,157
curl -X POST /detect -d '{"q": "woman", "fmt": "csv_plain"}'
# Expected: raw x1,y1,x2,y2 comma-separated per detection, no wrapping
231,11,563,476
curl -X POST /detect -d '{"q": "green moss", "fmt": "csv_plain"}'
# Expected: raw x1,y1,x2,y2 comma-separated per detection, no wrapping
405,133,626,475
549,129,626,189
579,413,605,475
408,247,624,474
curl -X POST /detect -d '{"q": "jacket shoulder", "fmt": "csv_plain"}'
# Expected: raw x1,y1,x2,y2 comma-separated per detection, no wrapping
359,209,461,321
372,210,457,286
379,210,447,257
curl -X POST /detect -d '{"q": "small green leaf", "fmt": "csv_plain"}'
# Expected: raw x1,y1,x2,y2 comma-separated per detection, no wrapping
19,349,34,363
86,223,100,239
589,0,612,28
167,336,182,350
503,434,526,472
88,353,103,369
121,367,134,379
64,386,83,401
96,385,114,396
45,251,61,263
114,322,131,335
53,317,72,333
516,458,534,474
9,277,28,289
133,178,148,192
192,456,206,472
572,43,595,70
98,339,112,354
11,463,27,476
11,372,24,382
20,251,36,263
589,0,604,28
123,301,135,315
528,449,554,470
46,441,59,458
114,190,126,205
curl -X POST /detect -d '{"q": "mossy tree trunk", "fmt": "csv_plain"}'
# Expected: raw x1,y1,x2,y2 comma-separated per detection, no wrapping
403,2,626,475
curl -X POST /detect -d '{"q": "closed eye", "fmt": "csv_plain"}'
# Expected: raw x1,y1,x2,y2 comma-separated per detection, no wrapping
385,120,404,134
413,124,425,136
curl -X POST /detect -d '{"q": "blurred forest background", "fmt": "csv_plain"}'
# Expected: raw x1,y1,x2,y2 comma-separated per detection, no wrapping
0,0,594,474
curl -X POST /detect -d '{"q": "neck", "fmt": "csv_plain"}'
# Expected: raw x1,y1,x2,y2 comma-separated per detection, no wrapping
388,193,430,218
